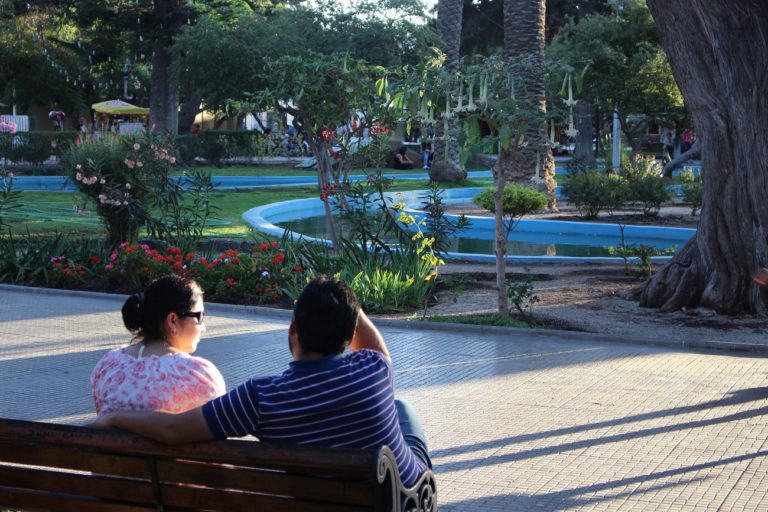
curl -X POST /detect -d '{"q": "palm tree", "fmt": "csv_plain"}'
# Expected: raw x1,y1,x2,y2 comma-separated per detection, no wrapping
431,0,466,182
495,0,557,207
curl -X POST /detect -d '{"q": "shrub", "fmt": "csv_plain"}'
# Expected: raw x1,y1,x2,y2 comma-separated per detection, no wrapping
176,134,202,166
621,154,670,216
3,131,79,167
680,168,703,215
0,170,21,234
560,171,630,218
629,175,671,216
474,184,548,218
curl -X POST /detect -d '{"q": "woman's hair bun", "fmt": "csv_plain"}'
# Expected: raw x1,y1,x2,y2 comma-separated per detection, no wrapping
121,293,144,332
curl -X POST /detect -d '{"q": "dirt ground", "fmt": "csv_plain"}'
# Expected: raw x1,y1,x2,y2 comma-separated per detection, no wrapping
384,201,768,348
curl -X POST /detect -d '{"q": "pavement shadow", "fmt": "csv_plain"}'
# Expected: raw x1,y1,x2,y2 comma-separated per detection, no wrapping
432,387,768,473
440,450,768,511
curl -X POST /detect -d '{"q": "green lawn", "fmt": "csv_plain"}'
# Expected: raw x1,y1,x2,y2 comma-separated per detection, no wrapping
7,177,493,238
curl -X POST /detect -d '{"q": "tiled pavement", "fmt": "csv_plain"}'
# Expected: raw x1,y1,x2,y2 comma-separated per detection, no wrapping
1,285,768,511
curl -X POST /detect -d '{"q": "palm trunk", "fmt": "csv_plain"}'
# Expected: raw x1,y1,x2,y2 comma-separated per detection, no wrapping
502,0,557,208
432,0,465,182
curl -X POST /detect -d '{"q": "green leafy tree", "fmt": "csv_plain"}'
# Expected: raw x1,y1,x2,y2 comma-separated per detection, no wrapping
547,0,683,150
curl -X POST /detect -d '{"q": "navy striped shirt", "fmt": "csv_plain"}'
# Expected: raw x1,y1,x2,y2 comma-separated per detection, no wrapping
202,349,427,487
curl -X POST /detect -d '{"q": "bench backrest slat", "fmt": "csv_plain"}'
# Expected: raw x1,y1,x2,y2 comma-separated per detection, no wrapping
0,419,375,475
0,418,437,512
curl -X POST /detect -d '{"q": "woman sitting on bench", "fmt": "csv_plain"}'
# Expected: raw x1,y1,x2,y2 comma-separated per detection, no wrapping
91,275,226,414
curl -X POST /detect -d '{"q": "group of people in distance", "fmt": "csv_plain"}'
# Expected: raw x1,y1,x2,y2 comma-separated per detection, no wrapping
89,274,432,487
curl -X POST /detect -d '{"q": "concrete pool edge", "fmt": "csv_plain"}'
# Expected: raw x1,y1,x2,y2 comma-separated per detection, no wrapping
242,189,696,264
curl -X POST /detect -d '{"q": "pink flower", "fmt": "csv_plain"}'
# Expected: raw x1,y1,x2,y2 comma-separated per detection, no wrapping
124,159,135,169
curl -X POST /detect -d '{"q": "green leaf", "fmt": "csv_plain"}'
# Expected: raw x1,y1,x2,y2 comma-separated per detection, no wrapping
499,125,512,151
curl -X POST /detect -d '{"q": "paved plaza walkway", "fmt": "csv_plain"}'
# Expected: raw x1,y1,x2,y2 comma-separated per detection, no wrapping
1,285,767,511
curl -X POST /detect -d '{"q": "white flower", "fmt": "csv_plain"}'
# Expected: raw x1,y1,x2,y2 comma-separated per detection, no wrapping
169,157,176,164
136,161,143,167
100,178,106,184
262,271,270,278
125,183,131,189
76,172,82,181
75,164,82,171
133,143,141,151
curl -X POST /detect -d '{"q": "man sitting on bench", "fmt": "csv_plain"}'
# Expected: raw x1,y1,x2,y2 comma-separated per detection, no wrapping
90,277,432,488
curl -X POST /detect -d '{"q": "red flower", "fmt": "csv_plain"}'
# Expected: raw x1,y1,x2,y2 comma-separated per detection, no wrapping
258,242,269,251
270,241,278,248
226,278,235,287
295,265,304,272
172,262,183,270
270,253,285,264
224,249,239,257
88,255,100,264
185,252,196,261
168,246,181,255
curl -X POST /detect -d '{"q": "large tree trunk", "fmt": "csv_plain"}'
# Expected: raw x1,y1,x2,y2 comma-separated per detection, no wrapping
499,0,557,208
148,0,180,135
177,89,202,135
638,1,768,315
431,0,465,182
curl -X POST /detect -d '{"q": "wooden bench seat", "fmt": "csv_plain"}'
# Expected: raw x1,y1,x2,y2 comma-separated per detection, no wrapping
0,418,437,512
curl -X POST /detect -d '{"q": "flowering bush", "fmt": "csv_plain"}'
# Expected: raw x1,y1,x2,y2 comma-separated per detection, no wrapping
63,130,178,247
188,242,298,305
100,242,174,291
28,241,302,305
47,256,90,288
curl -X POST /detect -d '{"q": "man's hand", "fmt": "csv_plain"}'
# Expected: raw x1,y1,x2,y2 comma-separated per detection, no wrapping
348,310,391,361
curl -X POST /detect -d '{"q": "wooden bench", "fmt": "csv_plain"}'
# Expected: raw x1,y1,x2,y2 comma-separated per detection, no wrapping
0,418,437,512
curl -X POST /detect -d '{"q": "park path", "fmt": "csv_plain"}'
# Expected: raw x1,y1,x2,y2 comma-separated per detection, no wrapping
1,285,767,511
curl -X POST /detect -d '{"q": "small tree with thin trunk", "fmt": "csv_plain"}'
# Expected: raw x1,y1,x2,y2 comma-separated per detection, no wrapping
387,54,543,314
237,53,393,249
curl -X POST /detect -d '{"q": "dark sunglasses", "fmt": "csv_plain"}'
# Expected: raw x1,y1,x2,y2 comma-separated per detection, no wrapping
179,310,205,324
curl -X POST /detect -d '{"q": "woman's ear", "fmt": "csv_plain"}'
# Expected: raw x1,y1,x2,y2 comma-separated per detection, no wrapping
164,311,179,336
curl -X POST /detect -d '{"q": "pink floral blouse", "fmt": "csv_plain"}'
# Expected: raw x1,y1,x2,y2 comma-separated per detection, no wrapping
91,347,226,414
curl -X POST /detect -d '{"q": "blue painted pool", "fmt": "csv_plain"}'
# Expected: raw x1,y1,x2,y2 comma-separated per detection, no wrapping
243,188,696,263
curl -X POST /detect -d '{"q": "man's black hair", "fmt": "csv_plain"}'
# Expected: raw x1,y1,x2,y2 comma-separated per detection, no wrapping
294,277,359,356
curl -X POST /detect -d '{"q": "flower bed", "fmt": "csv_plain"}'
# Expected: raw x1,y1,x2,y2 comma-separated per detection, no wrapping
45,241,302,306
